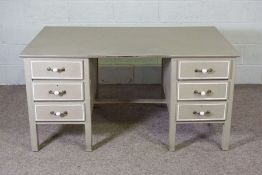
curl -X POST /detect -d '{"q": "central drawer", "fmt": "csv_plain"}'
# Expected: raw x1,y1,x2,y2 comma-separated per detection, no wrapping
33,81,84,101
35,103,85,121
177,102,227,121
178,81,228,100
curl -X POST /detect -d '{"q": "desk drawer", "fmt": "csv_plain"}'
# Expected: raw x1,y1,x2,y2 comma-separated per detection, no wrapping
31,60,83,79
178,60,230,79
33,82,84,101
178,81,228,101
177,102,227,121
35,103,85,121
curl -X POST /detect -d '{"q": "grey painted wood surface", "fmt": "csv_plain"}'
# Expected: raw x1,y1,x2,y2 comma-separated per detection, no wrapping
35,103,85,121
32,81,84,101
23,59,39,151
177,102,227,121
177,81,228,101
20,27,239,58
178,60,231,79
222,59,236,150
30,60,83,79
21,27,239,151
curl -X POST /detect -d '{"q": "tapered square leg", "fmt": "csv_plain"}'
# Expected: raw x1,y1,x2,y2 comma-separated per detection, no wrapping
30,123,39,151
163,58,177,151
222,121,231,150
221,59,235,151
169,121,176,151
85,123,92,152
84,59,96,152
24,59,39,152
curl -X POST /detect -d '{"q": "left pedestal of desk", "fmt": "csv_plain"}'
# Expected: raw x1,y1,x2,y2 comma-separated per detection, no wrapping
23,58,98,151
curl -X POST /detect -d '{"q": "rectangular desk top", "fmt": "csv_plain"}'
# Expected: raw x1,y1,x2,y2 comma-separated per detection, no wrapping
20,26,239,58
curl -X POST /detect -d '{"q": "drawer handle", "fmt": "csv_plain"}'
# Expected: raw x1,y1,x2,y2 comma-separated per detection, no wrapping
194,68,213,74
50,111,68,117
193,111,211,116
193,90,212,96
47,67,65,73
48,90,66,96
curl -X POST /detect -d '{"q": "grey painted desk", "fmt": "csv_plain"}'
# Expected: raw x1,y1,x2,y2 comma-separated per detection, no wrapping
20,27,239,151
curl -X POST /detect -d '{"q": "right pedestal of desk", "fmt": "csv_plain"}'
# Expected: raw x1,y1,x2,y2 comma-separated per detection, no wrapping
162,58,236,151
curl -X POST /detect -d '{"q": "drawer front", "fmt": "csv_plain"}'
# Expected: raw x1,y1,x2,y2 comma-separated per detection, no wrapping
178,81,228,100
178,60,230,79
31,60,83,79
177,102,227,121
33,82,84,101
35,103,85,121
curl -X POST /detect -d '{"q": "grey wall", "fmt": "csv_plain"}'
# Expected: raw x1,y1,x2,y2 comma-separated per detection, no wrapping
0,0,262,84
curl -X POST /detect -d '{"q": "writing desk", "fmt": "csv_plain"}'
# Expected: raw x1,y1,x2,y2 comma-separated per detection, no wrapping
20,27,239,151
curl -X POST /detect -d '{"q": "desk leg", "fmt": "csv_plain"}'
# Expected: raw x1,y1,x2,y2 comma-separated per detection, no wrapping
24,59,39,151
169,108,176,152
84,59,97,151
222,120,231,150
163,58,177,151
222,59,235,150
29,122,39,151
222,93,233,150
95,58,99,99
85,122,92,152
161,58,164,99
